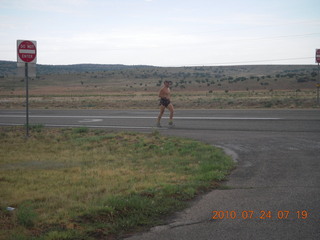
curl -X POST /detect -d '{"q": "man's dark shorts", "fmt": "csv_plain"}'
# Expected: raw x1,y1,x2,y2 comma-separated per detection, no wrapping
160,98,171,107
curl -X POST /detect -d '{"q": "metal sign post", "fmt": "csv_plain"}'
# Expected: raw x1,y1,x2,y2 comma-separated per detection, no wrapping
316,49,320,105
317,63,320,106
25,63,29,137
17,40,37,137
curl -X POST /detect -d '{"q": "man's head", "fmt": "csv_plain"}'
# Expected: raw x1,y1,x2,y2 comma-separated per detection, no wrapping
164,80,172,87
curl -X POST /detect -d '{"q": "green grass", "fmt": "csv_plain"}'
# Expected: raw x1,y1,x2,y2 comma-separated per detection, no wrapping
0,127,235,240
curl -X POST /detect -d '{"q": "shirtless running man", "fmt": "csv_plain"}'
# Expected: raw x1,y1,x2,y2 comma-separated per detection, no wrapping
157,80,174,127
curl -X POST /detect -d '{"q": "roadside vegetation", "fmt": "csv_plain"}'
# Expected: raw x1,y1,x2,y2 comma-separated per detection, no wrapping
0,126,235,240
0,90,316,109
0,63,319,109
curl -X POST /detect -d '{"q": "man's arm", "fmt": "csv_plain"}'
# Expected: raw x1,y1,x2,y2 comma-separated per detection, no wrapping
159,88,166,98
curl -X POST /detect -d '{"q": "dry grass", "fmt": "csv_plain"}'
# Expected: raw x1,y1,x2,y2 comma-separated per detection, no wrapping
1,64,319,110
0,89,318,109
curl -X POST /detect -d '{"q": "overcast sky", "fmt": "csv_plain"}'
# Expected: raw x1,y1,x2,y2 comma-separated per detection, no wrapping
1,0,319,66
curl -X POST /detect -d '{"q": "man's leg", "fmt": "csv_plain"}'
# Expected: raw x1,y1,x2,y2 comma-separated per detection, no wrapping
157,105,165,126
168,104,174,125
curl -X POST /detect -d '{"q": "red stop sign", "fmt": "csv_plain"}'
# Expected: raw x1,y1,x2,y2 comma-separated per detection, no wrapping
17,40,37,63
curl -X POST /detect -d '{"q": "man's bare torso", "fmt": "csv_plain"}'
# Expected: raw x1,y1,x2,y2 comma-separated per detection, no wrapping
159,86,170,100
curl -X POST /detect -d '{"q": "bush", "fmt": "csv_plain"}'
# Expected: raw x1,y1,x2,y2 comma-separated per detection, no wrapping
72,127,89,134
17,202,38,228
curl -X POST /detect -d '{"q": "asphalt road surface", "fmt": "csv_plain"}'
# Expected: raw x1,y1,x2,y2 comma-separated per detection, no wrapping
1,109,319,240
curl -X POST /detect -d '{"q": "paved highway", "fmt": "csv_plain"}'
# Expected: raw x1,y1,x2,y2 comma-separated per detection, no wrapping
0,109,319,132
1,109,319,239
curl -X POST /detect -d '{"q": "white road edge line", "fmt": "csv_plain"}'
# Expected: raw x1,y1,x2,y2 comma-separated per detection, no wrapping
0,123,155,129
0,115,282,120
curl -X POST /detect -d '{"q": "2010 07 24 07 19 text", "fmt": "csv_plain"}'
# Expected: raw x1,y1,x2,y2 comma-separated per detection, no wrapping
211,210,309,220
